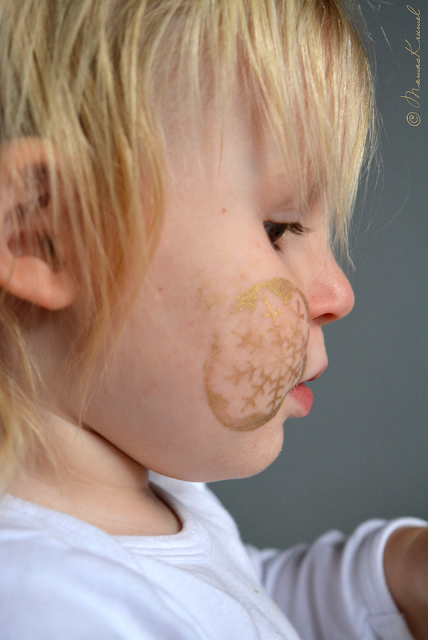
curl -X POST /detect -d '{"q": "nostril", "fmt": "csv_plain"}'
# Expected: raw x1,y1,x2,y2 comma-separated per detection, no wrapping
317,313,337,326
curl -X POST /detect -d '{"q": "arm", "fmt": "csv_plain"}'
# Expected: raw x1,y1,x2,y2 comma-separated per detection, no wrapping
384,527,428,640
246,519,427,640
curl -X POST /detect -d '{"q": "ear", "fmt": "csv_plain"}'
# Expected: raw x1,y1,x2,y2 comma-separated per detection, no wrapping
0,139,76,310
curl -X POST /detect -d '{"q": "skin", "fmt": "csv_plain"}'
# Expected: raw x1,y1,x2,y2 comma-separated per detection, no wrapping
384,527,428,640
1,105,427,639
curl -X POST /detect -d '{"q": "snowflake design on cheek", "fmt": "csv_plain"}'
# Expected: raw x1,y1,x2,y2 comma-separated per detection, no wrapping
204,278,310,431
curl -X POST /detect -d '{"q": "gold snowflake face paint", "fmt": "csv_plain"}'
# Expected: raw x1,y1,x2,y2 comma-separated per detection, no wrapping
204,278,310,431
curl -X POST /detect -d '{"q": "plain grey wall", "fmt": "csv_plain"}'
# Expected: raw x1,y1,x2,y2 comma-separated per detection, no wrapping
209,0,428,549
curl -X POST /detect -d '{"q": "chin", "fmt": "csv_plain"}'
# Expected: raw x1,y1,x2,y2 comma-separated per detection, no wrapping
150,413,285,483
208,417,285,482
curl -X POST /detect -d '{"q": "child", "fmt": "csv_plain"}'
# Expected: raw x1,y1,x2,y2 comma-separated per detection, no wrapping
0,0,426,638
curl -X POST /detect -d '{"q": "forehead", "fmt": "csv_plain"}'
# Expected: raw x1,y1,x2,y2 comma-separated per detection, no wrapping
164,95,320,208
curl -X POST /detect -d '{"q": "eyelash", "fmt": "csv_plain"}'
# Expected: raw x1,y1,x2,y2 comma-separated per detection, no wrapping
263,221,309,251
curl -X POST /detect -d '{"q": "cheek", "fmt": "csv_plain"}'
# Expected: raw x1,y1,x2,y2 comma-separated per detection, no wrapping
204,278,310,431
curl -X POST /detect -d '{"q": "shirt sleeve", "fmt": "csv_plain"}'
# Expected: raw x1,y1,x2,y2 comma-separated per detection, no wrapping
246,518,427,640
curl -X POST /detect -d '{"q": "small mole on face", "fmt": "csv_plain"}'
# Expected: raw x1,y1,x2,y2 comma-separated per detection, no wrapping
221,208,227,213
158,287,163,292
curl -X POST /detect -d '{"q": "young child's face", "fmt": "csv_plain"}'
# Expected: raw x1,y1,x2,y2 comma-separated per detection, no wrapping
77,99,355,482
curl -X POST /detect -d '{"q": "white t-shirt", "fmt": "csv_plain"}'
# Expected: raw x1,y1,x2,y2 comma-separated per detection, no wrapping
0,472,424,640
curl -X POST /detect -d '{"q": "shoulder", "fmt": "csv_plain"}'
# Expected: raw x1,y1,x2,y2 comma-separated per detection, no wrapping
0,496,198,640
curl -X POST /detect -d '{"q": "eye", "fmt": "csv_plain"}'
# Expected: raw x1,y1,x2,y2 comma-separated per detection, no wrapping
263,221,307,251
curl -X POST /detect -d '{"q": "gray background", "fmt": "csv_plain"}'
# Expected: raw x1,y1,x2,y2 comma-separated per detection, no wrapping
209,0,428,549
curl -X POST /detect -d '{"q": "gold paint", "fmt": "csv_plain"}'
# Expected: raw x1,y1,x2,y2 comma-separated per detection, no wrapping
204,278,309,432
234,278,295,312
232,329,264,354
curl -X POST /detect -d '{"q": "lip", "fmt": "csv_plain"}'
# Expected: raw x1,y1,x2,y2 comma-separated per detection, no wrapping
287,363,327,417
288,383,313,416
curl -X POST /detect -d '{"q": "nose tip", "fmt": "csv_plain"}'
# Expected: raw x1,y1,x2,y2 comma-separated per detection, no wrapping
309,264,355,325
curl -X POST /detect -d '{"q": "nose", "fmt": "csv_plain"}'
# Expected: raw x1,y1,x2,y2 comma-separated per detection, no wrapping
307,255,355,325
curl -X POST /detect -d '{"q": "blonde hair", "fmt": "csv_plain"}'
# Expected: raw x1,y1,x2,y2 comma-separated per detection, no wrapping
0,0,375,484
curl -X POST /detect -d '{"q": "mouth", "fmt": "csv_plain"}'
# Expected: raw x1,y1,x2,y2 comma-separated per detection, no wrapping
288,364,327,416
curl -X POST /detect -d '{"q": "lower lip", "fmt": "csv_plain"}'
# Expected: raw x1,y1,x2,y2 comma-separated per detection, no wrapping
288,383,314,416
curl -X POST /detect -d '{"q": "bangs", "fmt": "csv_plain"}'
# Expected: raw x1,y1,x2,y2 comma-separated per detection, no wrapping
153,0,376,255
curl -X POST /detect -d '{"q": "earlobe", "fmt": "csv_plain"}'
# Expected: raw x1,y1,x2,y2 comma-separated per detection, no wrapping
0,138,76,310
0,253,75,310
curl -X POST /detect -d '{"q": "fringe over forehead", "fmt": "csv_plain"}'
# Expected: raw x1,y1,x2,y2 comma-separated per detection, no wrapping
149,0,375,248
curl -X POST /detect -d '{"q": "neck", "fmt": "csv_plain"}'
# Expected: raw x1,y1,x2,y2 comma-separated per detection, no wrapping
7,411,181,536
